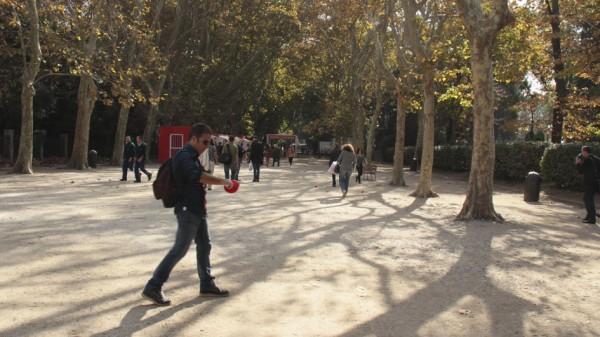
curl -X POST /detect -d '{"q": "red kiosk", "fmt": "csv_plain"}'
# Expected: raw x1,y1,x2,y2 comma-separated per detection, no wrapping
158,126,191,163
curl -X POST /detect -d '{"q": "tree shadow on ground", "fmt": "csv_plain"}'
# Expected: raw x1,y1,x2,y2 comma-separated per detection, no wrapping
1,160,597,337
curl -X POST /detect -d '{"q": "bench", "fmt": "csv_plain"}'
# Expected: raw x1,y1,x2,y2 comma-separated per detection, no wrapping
363,164,377,181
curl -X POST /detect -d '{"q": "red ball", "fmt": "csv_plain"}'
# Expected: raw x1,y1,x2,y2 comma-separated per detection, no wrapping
224,179,239,193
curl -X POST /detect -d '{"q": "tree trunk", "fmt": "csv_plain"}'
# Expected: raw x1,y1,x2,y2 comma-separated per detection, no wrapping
411,65,438,198
110,103,131,165
12,0,41,174
391,82,407,186
415,109,424,164
351,99,366,153
366,79,383,162
456,38,503,221
142,101,159,161
68,74,98,170
548,0,567,143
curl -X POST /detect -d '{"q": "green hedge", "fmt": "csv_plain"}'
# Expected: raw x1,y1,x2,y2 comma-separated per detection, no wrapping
495,142,547,180
380,142,592,189
540,143,600,190
433,145,472,171
431,142,546,181
383,146,416,165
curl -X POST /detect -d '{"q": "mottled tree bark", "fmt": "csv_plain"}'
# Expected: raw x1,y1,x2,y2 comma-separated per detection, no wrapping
455,0,513,221
411,65,438,197
391,82,407,186
12,0,41,174
546,0,567,143
366,78,383,163
69,73,98,170
111,101,131,165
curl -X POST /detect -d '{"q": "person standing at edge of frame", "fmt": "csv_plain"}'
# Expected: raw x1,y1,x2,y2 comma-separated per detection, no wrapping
120,136,136,181
142,123,233,306
576,145,600,225
134,135,153,183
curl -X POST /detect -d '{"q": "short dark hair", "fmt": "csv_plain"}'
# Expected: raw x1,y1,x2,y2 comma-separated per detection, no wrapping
583,146,592,153
190,123,212,140
229,135,235,142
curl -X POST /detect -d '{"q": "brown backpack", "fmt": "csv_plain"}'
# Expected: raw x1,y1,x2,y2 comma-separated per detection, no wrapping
152,158,178,208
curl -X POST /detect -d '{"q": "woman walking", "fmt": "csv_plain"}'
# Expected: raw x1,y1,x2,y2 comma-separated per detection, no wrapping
287,145,296,166
337,144,356,197
355,149,366,184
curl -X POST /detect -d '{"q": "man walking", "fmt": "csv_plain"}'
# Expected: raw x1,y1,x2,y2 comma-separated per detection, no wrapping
222,136,239,180
134,136,152,183
576,146,600,224
142,123,232,306
249,137,264,182
120,136,136,181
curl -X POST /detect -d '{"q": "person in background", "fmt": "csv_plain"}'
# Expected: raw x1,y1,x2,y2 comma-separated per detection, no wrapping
264,144,272,167
222,136,239,180
231,137,240,181
287,145,296,166
272,144,282,167
576,146,600,224
250,137,264,182
355,149,366,184
205,139,218,190
237,140,245,180
329,144,341,187
134,135,152,183
337,144,356,198
120,136,136,181
142,123,231,306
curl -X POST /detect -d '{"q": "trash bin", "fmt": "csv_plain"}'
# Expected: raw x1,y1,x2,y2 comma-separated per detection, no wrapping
88,150,98,168
410,157,418,171
524,171,542,202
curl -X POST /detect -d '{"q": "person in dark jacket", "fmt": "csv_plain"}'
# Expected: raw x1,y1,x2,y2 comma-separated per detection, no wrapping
272,145,282,167
134,136,153,183
120,136,136,181
249,137,264,182
355,148,366,184
142,123,233,306
329,144,341,187
576,146,600,224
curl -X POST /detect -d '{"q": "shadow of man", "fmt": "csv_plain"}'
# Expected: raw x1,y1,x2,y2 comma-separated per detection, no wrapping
90,297,210,337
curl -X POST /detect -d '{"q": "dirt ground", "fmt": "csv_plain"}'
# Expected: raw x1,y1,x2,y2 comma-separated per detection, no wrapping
1,158,599,337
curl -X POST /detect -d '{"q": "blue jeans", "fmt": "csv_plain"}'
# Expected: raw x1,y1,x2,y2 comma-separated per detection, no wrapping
147,211,213,289
339,171,351,192
252,161,261,181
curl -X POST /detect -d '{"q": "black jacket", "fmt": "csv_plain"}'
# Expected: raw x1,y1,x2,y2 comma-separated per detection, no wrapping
135,143,147,161
123,142,136,159
250,141,264,164
577,154,600,186
173,144,206,216
329,148,341,165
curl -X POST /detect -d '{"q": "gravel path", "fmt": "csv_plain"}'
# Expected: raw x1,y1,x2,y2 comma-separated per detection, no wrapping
1,158,599,337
